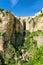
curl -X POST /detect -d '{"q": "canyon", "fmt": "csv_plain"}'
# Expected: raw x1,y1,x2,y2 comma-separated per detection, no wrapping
0,8,43,57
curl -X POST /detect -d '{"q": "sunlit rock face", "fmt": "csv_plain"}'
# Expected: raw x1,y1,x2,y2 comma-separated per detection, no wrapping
15,11,43,48
16,16,30,33
34,36,43,48
34,17,43,31
0,10,14,51
0,8,43,52
0,36,3,51
16,10,43,48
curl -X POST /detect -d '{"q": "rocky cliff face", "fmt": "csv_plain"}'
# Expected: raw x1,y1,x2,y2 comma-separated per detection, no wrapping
0,9,43,54
16,9,43,48
16,9,43,33
0,9,14,52
0,9,43,65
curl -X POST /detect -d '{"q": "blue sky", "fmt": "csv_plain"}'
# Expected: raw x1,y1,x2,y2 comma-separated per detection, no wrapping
0,0,43,16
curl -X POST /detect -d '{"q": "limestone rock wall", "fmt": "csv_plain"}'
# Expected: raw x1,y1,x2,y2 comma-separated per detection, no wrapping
33,36,43,48
0,9,43,53
16,11,43,48
0,10,14,52
16,10,43,33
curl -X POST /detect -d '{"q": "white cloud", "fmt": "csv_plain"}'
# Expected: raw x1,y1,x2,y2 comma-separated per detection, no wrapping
11,0,19,7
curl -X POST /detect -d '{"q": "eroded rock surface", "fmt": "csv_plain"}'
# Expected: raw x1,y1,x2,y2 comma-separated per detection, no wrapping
0,9,43,53
0,10,14,52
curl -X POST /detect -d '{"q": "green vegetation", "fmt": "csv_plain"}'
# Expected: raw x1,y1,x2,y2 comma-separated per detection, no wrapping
39,12,43,17
31,30,43,36
0,32,4,36
0,8,4,11
0,30,43,65
15,32,22,38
